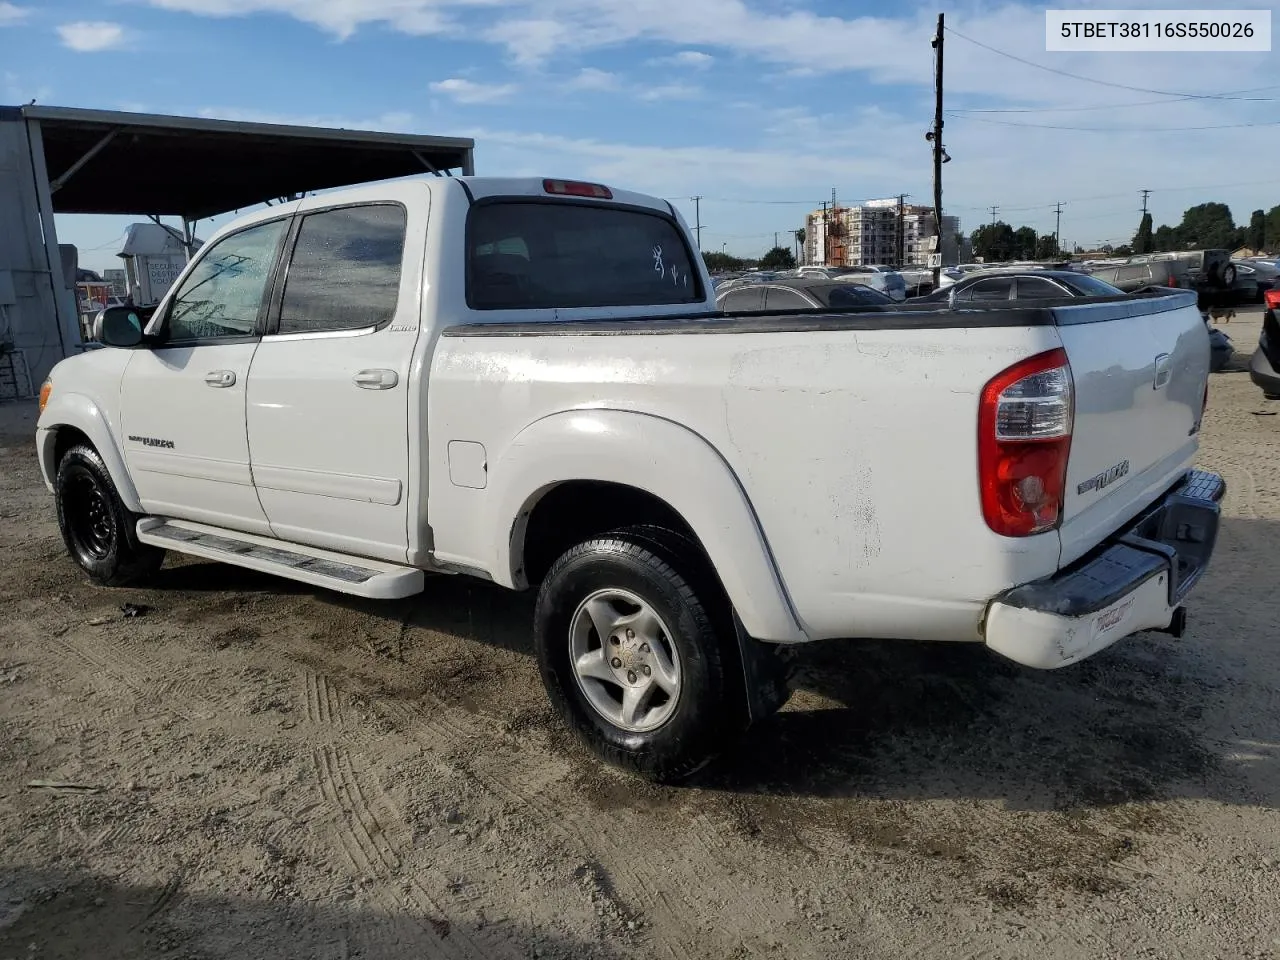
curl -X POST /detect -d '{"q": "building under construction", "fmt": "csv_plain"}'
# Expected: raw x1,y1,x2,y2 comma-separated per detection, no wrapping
803,197,961,268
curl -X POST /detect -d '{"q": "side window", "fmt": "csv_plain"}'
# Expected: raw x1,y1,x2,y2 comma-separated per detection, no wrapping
1116,265,1149,283
277,205,408,335
164,218,288,342
1016,277,1068,299
763,287,814,310
718,287,765,312
956,277,1013,301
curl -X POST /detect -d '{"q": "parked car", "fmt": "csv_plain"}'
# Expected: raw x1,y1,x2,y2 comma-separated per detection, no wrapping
37,175,1223,781
1086,259,1190,292
917,270,1125,303
795,265,908,301
1234,259,1279,300
1226,261,1261,303
716,277,894,312
1250,288,1280,398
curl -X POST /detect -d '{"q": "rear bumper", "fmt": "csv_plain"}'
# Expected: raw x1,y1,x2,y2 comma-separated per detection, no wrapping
1251,347,1280,397
983,469,1225,669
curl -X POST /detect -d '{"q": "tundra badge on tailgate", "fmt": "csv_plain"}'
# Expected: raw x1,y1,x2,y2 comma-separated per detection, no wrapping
1077,460,1129,496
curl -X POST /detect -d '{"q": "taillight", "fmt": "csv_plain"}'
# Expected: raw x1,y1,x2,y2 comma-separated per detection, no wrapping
1264,288,1280,310
1167,275,1179,287
542,179,613,199
978,348,1074,537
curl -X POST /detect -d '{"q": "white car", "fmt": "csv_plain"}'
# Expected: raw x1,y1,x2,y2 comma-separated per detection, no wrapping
36,175,1223,780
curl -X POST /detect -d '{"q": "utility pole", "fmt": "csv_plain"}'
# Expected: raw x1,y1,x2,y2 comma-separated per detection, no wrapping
1054,202,1063,254
989,205,999,229
930,12,945,287
1140,189,1151,217
774,231,779,250
692,195,703,251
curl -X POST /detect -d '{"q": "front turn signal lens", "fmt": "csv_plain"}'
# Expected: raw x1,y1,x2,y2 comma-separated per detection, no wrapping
39,378,52,413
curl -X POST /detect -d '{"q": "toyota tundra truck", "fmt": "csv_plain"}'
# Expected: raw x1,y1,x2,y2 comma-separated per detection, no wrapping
35,176,1223,781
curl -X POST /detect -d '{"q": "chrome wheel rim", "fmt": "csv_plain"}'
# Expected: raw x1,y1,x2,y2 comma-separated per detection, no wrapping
569,588,682,733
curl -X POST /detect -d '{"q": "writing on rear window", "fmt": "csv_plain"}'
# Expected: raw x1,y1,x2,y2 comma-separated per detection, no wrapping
467,202,701,310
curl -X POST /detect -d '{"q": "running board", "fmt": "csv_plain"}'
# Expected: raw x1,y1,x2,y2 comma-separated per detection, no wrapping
136,518,425,600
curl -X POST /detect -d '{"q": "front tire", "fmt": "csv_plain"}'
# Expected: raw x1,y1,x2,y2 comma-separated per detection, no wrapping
533,532,741,782
55,444,164,587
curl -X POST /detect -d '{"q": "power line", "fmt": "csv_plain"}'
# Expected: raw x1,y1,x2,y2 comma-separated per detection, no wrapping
947,112,1280,133
949,84,1280,115
945,25,1280,101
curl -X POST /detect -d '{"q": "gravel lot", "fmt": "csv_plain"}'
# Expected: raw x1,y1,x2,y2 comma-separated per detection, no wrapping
2,311,1278,960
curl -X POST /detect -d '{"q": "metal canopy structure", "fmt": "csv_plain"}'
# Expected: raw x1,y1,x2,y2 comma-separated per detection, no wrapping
13,104,475,219
0,104,476,400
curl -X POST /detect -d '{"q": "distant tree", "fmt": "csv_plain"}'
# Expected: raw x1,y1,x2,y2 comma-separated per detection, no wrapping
702,251,745,272
1133,212,1154,254
758,246,796,270
1013,226,1038,259
971,222,1018,261
1152,224,1180,251
1035,234,1060,259
1266,205,1280,252
794,227,806,245
1248,209,1267,252
1176,202,1237,250
1113,244,1133,257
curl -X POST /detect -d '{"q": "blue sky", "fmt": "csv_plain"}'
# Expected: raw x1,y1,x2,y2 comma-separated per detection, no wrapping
3,0,1279,273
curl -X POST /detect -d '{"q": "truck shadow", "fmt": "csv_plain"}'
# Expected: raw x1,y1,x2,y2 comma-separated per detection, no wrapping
145,518,1279,812
0,865,626,960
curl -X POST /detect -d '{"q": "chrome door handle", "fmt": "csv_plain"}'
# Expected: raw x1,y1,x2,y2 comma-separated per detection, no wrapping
353,369,398,390
205,370,236,388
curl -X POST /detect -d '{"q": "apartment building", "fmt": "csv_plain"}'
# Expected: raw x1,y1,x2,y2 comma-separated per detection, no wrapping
803,199,960,267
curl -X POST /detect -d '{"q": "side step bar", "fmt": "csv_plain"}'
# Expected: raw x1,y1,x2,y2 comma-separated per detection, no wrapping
136,518,425,600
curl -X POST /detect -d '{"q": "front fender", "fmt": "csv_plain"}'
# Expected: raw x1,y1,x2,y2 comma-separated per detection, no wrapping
490,409,807,644
36,392,141,511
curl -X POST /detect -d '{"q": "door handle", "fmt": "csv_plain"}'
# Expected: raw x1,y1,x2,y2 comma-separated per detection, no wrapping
353,369,398,390
204,370,236,388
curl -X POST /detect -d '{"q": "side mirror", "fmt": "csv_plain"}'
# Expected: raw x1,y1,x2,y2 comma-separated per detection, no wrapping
94,306,145,347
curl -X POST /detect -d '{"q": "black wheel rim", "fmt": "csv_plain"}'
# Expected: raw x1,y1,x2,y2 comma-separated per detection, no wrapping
65,471,115,560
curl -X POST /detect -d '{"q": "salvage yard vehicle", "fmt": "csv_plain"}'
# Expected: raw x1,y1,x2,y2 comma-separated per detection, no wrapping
1251,288,1280,398
36,175,1224,781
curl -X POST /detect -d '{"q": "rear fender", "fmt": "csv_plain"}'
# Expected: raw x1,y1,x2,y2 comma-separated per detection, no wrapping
36,392,141,511
490,409,807,644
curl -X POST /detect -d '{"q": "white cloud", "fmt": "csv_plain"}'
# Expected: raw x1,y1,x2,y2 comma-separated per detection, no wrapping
651,50,714,68
637,82,702,101
565,67,620,91
429,77,517,104
57,20,126,51
0,2,29,25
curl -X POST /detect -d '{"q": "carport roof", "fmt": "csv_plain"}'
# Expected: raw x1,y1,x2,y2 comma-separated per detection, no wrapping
4,104,475,221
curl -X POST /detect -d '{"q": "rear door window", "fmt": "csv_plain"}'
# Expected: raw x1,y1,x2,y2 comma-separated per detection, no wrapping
762,287,813,310
718,287,765,312
956,277,1014,301
467,201,702,310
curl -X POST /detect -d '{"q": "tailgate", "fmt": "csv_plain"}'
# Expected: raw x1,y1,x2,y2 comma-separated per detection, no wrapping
1054,293,1209,566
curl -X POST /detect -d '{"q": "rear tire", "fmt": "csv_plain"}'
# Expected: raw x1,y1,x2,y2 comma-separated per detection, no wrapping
55,444,164,587
533,531,743,782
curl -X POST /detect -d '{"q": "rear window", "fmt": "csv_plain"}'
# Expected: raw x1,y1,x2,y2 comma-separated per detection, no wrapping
817,284,893,307
467,201,702,310
1062,273,1124,296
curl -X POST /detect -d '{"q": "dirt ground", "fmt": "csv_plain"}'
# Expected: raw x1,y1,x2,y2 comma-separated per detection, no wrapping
2,311,1279,960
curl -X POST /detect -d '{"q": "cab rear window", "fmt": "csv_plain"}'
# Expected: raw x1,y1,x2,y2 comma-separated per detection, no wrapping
466,201,702,310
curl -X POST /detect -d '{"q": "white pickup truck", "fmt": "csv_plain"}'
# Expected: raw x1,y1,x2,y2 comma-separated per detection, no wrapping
36,176,1223,781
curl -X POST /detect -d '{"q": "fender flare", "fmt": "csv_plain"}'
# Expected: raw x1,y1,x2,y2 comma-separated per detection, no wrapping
37,392,142,512
489,409,807,644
